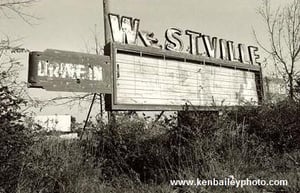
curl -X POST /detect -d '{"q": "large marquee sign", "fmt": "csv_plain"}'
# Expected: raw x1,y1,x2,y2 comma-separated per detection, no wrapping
28,49,111,93
104,14,263,111
104,42,262,111
27,13,263,111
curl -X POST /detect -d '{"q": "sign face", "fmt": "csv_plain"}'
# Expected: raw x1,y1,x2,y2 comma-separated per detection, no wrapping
264,77,287,102
105,43,263,111
28,49,111,93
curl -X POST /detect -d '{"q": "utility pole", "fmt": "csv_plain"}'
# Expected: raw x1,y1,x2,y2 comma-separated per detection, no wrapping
103,0,111,44
103,0,113,121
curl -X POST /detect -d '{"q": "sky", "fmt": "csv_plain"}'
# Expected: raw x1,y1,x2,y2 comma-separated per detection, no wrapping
2,0,287,52
0,0,291,121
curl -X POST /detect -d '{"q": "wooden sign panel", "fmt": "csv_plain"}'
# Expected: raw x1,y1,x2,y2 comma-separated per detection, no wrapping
28,49,111,93
105,43,263,111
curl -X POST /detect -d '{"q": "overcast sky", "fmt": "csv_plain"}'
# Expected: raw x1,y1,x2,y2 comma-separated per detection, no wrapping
1,0,284,52
0,0,290,120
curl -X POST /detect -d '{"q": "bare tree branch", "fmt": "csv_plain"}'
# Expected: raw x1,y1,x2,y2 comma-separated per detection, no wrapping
0,1,39,109
0,0,39,25
255,0,300,99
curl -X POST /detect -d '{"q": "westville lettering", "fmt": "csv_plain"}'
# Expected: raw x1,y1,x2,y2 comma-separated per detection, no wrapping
108,13,260,65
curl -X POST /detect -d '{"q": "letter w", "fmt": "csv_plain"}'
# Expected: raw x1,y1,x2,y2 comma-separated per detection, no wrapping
108,14,140,44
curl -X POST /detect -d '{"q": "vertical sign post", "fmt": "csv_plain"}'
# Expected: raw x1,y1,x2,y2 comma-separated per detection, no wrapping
83,0,111,136
103,0,114,121
103,0,111,44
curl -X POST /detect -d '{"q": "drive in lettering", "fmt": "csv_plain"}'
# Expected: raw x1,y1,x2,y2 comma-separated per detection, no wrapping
37,60,103,81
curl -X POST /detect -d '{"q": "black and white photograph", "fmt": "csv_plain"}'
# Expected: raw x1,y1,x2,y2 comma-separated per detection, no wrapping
0,0,299,192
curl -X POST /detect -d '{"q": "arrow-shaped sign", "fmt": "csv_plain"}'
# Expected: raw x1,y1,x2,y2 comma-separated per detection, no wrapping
28,49,112,93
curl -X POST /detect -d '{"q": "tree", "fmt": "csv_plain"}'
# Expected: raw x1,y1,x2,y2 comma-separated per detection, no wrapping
0,1,38,193
0,86,32,193
255,0,300,100
0,0,38,90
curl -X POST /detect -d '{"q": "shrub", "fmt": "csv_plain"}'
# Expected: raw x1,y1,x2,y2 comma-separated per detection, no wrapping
229,99,300,153
15,100,300,192
85,110,270,184
18,138,95,193
0,86,32,193
84,112,148,181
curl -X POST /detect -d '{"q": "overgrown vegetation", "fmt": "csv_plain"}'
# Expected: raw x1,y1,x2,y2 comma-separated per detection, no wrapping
0,86,32,193
1,100,297,193
0,0,299,192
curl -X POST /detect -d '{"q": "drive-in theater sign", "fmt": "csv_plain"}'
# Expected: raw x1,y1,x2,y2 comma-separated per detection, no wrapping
28,13,263,111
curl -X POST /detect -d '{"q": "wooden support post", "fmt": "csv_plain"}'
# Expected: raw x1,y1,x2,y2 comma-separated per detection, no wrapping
103,0,111,44
103,0,114,122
